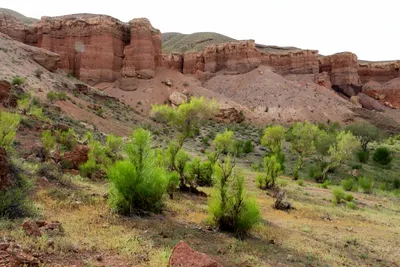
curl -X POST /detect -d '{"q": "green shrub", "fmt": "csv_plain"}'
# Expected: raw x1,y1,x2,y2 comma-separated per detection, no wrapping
28,106,48,122
41,130,56,159
297,179,305,186
321,179,332,189
256,155,281,189
358,176,374,194
373,147,392,166
79,158,97,178
108,128,168,215
332,187,345,204
0,112,21,152
346,202,356,209
34,68,43,79
37,163,61,180
47,91,68,103
251,163,260,172
356,150,369,163
11,76,25,86
351,164,362,170
208,156,260,235
394,179,400,189
344,193,354,202
341,177,356,191
57,129,77,152
106,134,124,160
0,163,33,219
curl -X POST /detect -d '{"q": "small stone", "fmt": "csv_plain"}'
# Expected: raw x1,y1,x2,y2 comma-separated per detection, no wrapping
96,255,103,262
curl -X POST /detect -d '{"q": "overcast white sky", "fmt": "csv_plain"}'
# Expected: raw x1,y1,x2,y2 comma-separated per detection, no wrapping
2,0,399,61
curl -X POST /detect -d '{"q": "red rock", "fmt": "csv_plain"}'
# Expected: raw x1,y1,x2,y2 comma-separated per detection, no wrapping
216,107,244,123
204,40,261,74
0,147,11,190
314,71,332,89
21,220,42,237
183,51,205,74
122,18,161,78
357,93,386,111
162,53,184,72
168,241,218,267
61,145,89,169
261,50,319,75
0,243,9,251
0,13,37,45
358,61,400,84
319,52,362,97
0,80,11,106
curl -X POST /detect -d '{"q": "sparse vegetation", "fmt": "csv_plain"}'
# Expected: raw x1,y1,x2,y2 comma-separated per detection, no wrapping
0,111,21,152
41,130,56,160
47,91,68,103
11,76,25,86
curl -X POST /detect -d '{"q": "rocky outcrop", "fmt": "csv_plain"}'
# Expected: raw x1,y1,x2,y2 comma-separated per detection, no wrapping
61,145,89,169
363,78,400,109
16,40,60,71
36,14,130,84
162,53,183,72
314,71,332,89
168,241,219,267
183,51,205,74
0,13,37,45
358,61,400,84
319,52,362,97
122,18,162,79
203,40,261,74
0,80,11,105
357,93,386,111
261,50,319,75
169,91,187,106
0,147,12,190
216,107,245,123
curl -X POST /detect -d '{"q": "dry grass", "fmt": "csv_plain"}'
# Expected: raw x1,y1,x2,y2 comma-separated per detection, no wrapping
1,167,399,266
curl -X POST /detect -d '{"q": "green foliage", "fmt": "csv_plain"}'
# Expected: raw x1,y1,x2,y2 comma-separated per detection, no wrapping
185,158,213,187
290,122,320,179
332,187,346,204
346,201,356,209
0,164,33,219
394,179,400,189
151,97,218,146
356,150,370,163
261,125,285,154
106,134,124,160
56,129,77,151
341,177,356,191
208,156,260,235
0,111,20,151
242,140,254,154
47,91,68,103
28,106,48,122
321,179,332,189
79,139,111,178
79,158,97,178
166,171,180,198
345,193,354,202
297,179,305,186
213,130,235,155
345,122,380,152
11,76,25,86
358,176,374,194
373,147,393,166
34,68,43,78
256,155,281,189
108,128,168,215
41,130,56,159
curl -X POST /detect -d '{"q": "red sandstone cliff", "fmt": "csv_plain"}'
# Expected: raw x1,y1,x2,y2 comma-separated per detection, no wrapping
261,50,319,75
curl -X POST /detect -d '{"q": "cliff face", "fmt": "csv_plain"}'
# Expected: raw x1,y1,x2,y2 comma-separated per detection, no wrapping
162,53,183,72
261,50,319,75
182,51,205,74
122,18,162,79
0,14,162,85
318,52,362,96
358,61,400,84
36,15,129,84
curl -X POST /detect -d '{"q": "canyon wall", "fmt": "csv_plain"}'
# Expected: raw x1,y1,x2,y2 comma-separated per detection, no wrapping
261,50,319,75
358,61,400,84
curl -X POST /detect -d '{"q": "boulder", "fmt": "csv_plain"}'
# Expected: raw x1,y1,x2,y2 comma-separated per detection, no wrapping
168,241,218,267
357,93,386,111
0,147,12,190
216,107,244,123
169,92,187,106
262,49,319,75
21,219,42,237
61,145,90,169
21,219,63,237
0,80,11,105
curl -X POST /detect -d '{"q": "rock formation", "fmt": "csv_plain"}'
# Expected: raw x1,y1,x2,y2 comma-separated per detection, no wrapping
122,18,162,79
261,50,319,75
0,13,37,45
0,80,11,106
319,52,362,97
36,14,130,84
61,145,89,170
162,53,183,72
358,61,400,84
203,40,261,74
183,51,205,74
357,93,386,111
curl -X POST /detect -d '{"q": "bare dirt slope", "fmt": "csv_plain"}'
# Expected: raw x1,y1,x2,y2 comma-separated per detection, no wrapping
203,65,356,124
